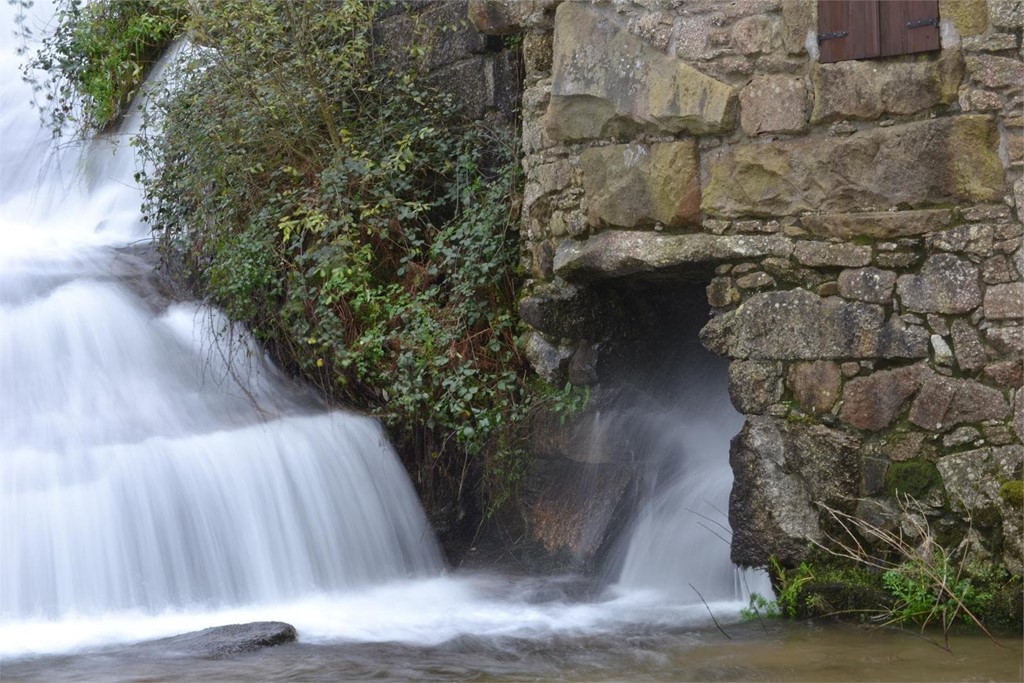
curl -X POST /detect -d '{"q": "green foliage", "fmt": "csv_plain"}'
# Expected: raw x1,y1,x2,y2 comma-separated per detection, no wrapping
741,592,779,620
815,498,1010,649
881,561,988,631
132,0,560,514
18,0,188,135
774,557,816,618
741,556,814,621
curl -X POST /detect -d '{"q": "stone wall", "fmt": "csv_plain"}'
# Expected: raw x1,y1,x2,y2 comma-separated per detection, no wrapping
471,0,1024,575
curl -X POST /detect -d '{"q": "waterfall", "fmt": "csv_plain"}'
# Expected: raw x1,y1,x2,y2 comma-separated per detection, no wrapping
605,288,771,601
1,3,766,663
0,2,441,625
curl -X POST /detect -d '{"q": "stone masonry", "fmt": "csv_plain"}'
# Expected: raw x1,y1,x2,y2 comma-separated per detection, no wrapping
471,0,1024,575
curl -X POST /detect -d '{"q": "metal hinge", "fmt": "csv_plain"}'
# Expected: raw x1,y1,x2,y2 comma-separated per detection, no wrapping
906,17,940,29
818,30,849,42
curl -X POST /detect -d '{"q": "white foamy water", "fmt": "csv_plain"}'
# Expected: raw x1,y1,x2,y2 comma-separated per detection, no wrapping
610,309,772,601
0,1,442,655
1,2,763,662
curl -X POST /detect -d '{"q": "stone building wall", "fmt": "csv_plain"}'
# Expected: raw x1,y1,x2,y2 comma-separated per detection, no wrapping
471,0,1024,575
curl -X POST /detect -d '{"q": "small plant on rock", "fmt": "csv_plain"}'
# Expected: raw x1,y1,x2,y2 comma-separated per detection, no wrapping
814,496,1004,651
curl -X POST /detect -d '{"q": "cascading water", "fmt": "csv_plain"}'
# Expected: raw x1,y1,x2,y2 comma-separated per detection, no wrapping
1,1,440,648
2,1,762,665
590,286,770,603
608,315,768,601
4,9,1022,683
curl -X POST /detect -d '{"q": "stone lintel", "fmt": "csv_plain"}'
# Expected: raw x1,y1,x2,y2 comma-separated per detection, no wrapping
553,231,795,283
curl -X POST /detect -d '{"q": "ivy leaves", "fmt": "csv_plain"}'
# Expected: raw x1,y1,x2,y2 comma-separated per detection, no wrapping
133,0,552,513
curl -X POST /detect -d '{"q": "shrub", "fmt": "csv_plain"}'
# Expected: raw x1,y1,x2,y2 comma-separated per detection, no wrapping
132,0,582,519
18,0,188,134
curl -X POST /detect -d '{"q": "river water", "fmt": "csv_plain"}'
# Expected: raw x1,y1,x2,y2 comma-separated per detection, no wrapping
2,4,1021,682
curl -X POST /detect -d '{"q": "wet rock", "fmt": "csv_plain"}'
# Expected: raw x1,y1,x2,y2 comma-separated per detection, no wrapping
787,361,841,414
838,267,897,304
909,374,1011,430
519,283,606,339
525,332,573,384
937,445,1024,570
730,416,861,567
144,622,297,658
580,142,700,229
547,2,736,141
896,254,982,314
702,116,1003,217
528,457,633,566
700,289,929,360
553,231,794,283
838,364,927,431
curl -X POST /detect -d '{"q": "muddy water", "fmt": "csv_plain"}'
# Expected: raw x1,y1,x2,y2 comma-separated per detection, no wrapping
4,618,1019,682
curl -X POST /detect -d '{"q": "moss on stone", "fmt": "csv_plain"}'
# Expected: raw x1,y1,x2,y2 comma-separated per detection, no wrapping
999,480,1023,508
885,458,943,499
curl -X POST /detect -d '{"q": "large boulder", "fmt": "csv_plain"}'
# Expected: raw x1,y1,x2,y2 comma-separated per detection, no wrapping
700,288,930,360
546,2,736,141
810,49,963,123
580,142,701,229
730,417,861,567
528,458,633,565
702,116,1004,217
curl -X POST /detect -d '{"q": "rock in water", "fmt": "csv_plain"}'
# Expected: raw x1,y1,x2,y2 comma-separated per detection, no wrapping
144,622,297,657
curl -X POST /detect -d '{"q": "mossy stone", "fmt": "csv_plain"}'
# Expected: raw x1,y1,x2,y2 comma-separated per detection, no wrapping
885,458,942,498
999,480,1023,508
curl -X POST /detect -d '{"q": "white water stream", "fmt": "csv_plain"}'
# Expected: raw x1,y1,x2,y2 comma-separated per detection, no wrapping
0,3,764,662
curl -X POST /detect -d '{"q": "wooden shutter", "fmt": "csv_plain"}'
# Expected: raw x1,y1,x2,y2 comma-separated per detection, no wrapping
818,0,881,63
818,0,940,64
878,0,940,57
